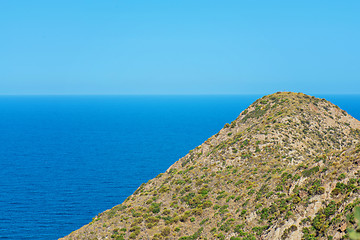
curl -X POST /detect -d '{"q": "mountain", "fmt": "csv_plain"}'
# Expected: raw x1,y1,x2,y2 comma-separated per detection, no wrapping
60,92,360,240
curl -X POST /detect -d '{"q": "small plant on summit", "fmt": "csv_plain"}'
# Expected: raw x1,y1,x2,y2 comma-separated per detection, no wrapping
348,206,360,239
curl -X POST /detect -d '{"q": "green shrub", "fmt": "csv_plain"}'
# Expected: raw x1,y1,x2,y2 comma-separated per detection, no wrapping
200,218,209,225
161,227,171,237
198,186,210,196
129,232,137,239
149,202,161,213
302,166,320,177
348,207,360,239
338,173,346,180
202,200,213,209
162,209,170,215
129,226,140,239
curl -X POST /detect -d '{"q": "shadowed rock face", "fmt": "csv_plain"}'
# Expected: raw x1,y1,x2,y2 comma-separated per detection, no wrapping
61,92,360,240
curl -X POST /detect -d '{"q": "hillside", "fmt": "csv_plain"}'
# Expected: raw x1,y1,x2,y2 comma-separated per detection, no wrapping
61,92,360,240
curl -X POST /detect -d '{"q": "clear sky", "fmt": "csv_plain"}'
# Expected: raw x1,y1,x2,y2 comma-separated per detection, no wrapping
1,1,359,95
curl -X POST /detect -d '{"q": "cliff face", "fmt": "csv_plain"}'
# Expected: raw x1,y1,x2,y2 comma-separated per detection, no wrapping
61,92,360,240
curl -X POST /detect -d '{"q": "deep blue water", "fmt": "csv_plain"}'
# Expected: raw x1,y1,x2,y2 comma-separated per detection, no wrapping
0,95,359,240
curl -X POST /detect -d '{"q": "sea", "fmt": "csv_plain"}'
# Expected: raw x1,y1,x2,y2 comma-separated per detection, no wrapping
0,94,359,240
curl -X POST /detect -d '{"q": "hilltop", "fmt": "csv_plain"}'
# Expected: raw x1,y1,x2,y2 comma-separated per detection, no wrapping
61,92,360,240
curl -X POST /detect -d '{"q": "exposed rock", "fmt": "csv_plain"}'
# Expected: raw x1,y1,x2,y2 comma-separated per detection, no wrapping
340,222,347,232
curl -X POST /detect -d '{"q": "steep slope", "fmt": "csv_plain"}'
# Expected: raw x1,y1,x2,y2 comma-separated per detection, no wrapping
61,92,360,240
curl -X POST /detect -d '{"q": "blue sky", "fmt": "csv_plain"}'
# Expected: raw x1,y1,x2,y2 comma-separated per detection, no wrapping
1,1,359,95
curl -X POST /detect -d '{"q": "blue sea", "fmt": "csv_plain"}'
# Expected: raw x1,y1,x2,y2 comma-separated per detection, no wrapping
0,95,359,240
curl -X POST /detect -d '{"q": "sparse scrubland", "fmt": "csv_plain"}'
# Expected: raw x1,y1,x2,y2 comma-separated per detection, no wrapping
61,92,360,240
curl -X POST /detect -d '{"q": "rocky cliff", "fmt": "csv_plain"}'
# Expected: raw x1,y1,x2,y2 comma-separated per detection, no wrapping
61,92,360,240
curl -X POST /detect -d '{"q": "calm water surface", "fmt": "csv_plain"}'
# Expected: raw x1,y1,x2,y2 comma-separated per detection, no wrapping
0,95,358,239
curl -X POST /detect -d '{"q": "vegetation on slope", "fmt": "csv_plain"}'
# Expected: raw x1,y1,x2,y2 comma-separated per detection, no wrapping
61,92,360,240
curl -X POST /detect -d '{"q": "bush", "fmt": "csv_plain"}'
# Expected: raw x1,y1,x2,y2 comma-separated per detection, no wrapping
338,173,346,180
202,200,213,209
348,206,360,239
145,216,159,228
161,227,171,237
129,226,140,239
162,209,170,215
129,232,137,239
149,203,161,213
302,166,320,177
198,186,210,196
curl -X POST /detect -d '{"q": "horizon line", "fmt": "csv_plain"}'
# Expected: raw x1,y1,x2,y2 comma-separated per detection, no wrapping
0,92,360,96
